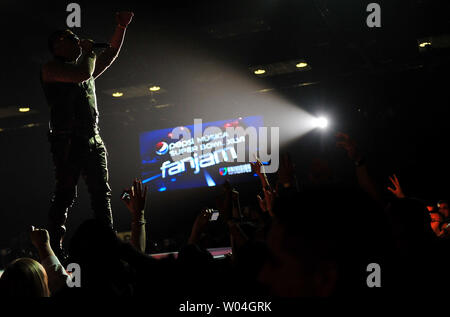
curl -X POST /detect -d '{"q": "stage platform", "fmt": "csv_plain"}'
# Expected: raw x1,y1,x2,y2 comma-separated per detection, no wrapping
148,247,232,260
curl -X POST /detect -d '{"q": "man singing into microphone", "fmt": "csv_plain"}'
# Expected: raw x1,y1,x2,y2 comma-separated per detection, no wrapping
41,12,134,259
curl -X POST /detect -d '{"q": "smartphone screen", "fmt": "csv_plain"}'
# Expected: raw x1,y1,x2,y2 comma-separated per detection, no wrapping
210,211,219,221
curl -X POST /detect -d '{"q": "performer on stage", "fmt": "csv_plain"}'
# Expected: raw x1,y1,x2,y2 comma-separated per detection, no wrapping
41,12,134,258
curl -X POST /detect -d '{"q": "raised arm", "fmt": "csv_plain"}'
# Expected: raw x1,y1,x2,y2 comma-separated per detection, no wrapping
252,157,276,218
30,226,70,294
121,178,147,253
93,11,134,79
188,209,211,245
251,157,271,191
336,132,385,208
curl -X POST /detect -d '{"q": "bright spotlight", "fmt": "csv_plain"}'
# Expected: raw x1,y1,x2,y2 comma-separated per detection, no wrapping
149,86,161,92
419,42,431,48
313,116,328,129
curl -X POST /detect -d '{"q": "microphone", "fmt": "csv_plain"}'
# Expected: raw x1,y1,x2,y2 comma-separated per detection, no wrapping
93,42,110,49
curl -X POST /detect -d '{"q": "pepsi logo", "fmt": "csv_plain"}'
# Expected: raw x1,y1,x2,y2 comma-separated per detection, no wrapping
155,141,169,155
219,167,228,176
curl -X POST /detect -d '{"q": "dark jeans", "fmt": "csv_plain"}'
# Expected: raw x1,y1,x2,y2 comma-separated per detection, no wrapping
48,132,113,250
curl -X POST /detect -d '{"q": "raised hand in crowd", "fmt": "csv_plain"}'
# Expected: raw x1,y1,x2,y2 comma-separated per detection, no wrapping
227,188,251,263
387,174,405,199
30,226,70,294
30,226,54,260
188,208,212,245
231,188,242,220
122,178,148,216
121,178,148,253
250,155,277,218
257,188,275,218
336,132,363,163
251,156,271,190
216,180,233,223
336,132,385,207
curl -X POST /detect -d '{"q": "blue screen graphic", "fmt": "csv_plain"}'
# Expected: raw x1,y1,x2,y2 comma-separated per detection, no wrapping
139,116,263,192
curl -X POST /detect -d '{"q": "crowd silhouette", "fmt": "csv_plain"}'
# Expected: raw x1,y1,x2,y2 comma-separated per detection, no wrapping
1,132,449,297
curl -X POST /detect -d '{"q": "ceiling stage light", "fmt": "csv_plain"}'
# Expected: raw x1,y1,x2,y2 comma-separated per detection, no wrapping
313,116,328,129
419,42,431,48
149,86,161,92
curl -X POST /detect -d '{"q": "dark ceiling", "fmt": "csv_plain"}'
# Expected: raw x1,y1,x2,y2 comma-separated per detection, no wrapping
1,0,449,130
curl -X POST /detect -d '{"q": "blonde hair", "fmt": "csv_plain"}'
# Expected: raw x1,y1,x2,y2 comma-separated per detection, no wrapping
0,258,50,297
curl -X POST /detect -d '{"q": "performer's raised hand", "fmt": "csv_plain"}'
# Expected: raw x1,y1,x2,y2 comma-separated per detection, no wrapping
116,11,134,26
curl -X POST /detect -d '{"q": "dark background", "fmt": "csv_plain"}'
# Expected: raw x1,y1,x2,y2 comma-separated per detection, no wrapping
0,0,449,254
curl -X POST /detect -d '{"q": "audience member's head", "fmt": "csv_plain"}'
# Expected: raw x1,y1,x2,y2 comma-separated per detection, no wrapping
67,219,133,296
68,218,121,264
0,258,50,297
258,189,352,297
388,198,436,250
178,243,213,268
